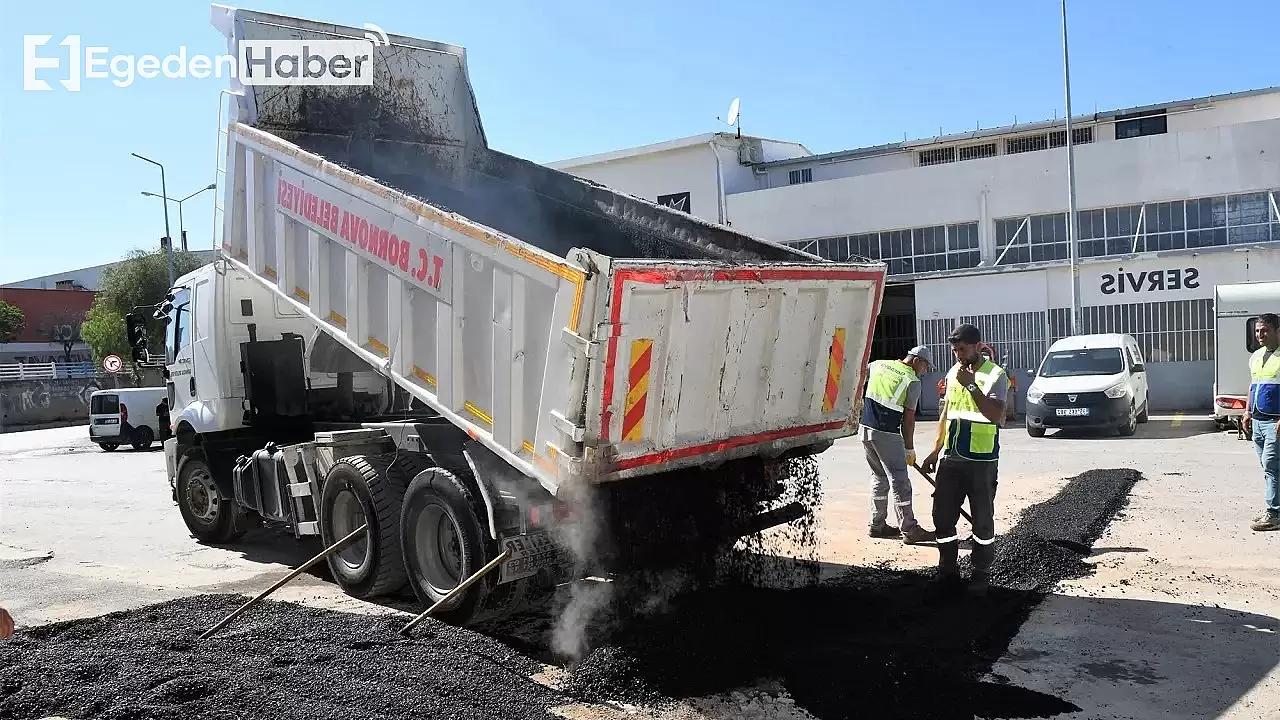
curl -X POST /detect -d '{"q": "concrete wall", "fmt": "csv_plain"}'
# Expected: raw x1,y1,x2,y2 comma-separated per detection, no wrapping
556,143,725,223
727,116,1280,243
0,372,163,432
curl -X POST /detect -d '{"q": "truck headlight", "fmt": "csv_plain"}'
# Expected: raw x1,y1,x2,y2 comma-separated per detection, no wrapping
1026,386,1044,403
1104,383,1128,399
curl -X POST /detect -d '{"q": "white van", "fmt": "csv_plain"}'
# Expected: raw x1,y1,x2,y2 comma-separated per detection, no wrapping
1024,333,1150,438
88,387,171,451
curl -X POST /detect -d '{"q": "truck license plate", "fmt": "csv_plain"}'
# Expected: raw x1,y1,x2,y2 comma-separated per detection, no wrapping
1056,408,1089,417
498,531,560,584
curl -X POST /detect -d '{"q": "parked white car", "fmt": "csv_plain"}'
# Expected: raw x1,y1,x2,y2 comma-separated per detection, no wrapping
1024,333,1150,437
88,387,170,451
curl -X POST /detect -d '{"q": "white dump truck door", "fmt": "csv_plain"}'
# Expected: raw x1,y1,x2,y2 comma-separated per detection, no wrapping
587,259,886,481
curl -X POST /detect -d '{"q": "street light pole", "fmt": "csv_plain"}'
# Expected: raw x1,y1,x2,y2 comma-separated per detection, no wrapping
142,183,216,252
132,152,174,287
1061,0,1082,336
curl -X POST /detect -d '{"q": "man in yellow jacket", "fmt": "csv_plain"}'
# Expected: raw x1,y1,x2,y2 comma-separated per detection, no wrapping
921,324,1009,596
861,345,936,544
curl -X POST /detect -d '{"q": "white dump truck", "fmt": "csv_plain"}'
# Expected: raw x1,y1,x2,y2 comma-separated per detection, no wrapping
130,5,887,626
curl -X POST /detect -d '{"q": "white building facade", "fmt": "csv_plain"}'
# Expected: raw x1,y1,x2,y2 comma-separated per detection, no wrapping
553,88,1280,413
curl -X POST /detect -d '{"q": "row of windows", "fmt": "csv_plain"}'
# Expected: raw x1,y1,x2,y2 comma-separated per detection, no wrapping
996,190,1280,266
786,222,980,276
918,127,1097,167
918,311,1048,371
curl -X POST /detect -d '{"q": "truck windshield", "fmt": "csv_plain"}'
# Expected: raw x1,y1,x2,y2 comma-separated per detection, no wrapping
1038,347,1125,377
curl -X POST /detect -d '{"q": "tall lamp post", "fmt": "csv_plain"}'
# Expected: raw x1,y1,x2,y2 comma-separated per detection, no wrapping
132,152,174,287
142,183,217,251
1061,0,1082,336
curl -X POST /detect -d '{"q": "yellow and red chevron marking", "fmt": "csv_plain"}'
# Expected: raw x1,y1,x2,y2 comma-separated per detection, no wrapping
822,327,847,413
622,338,654,442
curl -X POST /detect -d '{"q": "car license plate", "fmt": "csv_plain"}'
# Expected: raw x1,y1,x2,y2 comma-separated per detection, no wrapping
1056,408,1089,417
497,531,560,584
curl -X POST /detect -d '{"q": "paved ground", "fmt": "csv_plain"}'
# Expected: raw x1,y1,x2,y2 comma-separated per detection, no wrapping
2,417,1277,719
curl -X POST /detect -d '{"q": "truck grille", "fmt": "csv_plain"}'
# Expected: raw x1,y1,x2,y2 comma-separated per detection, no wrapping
1041,392,1107,407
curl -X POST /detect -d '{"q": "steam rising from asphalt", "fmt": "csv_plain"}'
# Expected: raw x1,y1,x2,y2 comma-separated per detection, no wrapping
547,477,609,660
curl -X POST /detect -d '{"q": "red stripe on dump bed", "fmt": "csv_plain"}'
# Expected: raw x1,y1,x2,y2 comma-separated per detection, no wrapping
599,265,886,447
612,420,848,471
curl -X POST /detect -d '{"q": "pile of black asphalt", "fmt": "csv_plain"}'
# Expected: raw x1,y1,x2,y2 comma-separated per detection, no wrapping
0,595,568,720
0,468,1139,720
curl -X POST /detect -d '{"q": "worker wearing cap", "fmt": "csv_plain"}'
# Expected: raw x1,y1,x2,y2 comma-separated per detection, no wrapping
920,324,1009,596
1244,313,1280,532
860,346,936,545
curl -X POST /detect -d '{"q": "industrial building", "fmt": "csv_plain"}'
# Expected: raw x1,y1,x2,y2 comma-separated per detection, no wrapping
550,87,1280,413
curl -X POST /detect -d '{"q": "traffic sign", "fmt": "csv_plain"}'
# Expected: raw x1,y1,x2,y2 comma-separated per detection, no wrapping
103,354,123,373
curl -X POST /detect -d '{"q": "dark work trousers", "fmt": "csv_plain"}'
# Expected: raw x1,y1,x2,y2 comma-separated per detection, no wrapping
932,455,998,578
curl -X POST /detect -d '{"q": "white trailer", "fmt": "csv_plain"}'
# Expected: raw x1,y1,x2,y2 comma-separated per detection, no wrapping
138,5,886,626
1213,280,1280,433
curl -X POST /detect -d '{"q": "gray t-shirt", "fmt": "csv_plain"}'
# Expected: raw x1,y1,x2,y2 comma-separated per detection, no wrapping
904,378,923,413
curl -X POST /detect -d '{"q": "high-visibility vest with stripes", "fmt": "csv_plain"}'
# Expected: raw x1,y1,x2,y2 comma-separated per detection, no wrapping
860,359,918,433
942,359,1006,462
1249,347,1280,418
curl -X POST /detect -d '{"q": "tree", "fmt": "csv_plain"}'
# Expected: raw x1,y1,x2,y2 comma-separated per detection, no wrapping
0,300,24,343
40,310,87,362
80,248,209,365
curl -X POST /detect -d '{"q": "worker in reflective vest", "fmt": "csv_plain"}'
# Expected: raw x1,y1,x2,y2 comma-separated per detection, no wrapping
1244,312,1280,532
920,323,1009,597
860,346,936,545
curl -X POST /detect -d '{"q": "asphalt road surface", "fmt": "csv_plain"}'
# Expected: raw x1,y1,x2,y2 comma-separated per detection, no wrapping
2,417,1278,719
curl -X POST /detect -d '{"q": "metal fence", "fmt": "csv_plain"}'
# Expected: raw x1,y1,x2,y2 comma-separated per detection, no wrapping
0,361,126,381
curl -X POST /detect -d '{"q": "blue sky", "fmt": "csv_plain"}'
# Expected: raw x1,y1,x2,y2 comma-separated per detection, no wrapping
2,0,1277,284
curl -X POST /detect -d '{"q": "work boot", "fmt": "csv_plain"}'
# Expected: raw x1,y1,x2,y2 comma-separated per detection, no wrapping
869,523,901,539
927,544,964,600
967,571,990,597
901,525,935,545
1251,511,1280,532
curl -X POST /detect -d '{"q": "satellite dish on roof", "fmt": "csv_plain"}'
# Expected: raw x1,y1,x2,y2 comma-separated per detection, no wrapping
727,97,740,127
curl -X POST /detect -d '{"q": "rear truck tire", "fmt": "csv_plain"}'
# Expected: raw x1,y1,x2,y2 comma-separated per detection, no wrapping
399,466,498,626
176,452,248,544
1137,402,1150,424
1026,424,1046,438
320,452,429,599
1117,403,1137,437
99,442,119,452
131,425,155,451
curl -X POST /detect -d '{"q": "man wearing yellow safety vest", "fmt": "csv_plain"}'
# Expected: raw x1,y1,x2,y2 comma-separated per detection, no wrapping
920,324,1009,597
860,346,936,545
1243,313,1280,532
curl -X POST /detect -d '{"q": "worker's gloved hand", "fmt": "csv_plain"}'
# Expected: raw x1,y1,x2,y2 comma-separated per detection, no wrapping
906,449,917,467
920,451,939,474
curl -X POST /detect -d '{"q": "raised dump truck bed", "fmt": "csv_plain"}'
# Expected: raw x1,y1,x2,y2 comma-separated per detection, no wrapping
152,5,886,625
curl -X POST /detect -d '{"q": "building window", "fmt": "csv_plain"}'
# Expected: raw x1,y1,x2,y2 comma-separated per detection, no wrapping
1006,127,1094,155
995,212,1069,265
918,147,956,167
1115,109,1168,139
1077,189,1278,258
788,168,813,185
918,311,1047,370
958,143,997,161
789,222,979,276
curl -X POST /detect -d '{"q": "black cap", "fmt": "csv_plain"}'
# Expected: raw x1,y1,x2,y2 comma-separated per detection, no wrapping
949,323,981,344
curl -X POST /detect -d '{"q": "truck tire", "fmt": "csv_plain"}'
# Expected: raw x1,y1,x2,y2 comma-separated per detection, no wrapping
176,452,246,544
399,467,494,626
320,453,428,598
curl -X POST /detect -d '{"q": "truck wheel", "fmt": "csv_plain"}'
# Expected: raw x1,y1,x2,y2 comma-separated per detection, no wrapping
320,453,427,598
399,467,494,626
177,452,245,544
1117,404,1137,437
131,426,155,451
99,442,119,452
